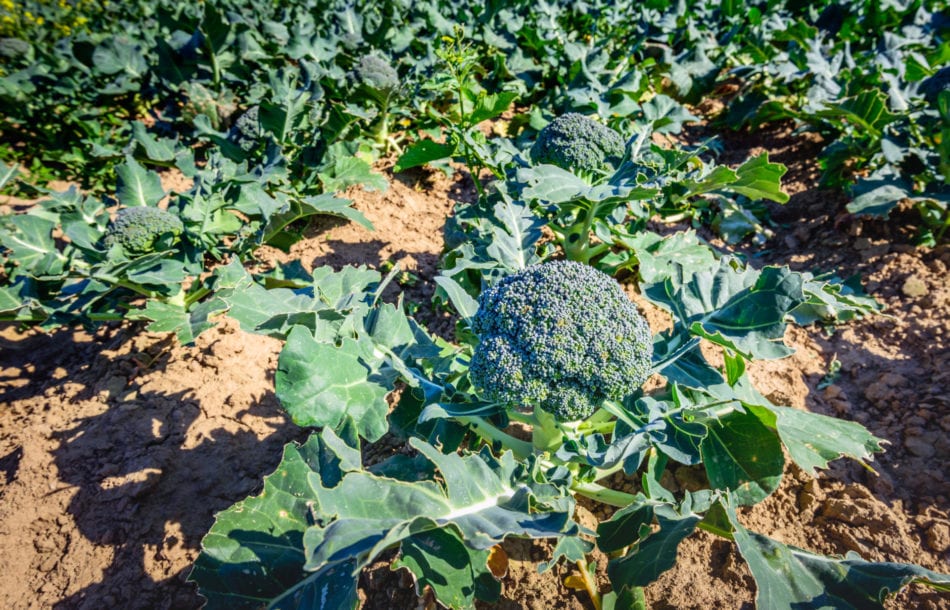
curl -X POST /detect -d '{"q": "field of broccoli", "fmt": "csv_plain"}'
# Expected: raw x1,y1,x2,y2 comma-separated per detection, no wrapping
1,0,949,609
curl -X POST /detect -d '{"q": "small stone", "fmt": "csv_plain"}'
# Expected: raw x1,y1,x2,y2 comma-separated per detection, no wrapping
925,521,950,553
901,276,927,298
904,435,936,458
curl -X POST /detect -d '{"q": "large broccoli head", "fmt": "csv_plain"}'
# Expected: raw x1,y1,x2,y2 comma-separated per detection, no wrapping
103,206,184,255
530,113,626,176
352,54,400,104
469,260,653,422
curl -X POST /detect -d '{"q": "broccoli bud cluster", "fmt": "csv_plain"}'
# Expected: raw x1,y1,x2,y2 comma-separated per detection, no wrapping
103,206,184,255
530,113,626,176
352,54,400,103
469,260,653,422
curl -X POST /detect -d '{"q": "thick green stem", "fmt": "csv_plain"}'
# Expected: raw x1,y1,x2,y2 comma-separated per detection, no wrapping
571,480,637,508
531,406,568,453
458,415,533,459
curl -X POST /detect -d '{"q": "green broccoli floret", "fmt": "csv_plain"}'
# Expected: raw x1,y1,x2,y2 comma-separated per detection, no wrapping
530,113,626,177
229,106,262,153
469,260,653,422
352,54,400,105
103,206,184,255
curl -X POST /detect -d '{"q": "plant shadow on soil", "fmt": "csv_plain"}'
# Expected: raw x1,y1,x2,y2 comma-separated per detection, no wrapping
49,384,303,609
0,320,304,609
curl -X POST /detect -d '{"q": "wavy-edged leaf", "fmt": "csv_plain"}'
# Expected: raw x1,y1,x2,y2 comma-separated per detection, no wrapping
275,328,390,440
724,496,950,609
115,157,164,208
701,409,784,505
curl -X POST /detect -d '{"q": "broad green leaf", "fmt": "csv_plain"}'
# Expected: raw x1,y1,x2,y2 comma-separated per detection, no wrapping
846,179,911,217
517,165,591,202
0,162,17,191
748,405,883,477
131,121,178,163
730,153,790,203
701,409,784,505
598,504,702,590
793,275,882,326
115,157,165,208
302,440,577,573
194,432,575,610
275,327,390,440
614,230,718,284
433,275,479,323
394,139,457,172
91,36,147,77
190,432,352,610
468,91,519,125
319,155,389,194
133,296,227,344
0,214,64,276
645,260,805,360
819,90,899,138
538,536,594,573
724,497,950,609
262,194,372,250
393,528,501,609
483,199,543,272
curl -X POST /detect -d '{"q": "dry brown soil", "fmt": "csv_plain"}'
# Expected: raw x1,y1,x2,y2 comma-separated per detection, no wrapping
0,125,948,609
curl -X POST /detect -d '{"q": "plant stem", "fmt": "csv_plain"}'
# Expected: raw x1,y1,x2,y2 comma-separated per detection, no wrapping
575,557,602,610
571,480,637,507
458,415,533,459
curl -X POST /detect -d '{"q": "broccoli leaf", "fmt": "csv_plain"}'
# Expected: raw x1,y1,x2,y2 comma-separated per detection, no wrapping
275,329,391,440
115,157,165,208
192,431,577,609
723,496,950,609
701,409,784,505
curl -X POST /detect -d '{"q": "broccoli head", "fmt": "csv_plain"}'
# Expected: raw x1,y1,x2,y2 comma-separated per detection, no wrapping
530,113,626,176
230,105,262,153
352,54,400,104
103,206,184,255
469,260,653,422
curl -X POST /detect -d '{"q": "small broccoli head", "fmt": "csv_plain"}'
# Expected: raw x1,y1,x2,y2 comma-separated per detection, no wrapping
530,113,626,177
230,105,262,153
469,260,653,422
103,206,184,255
352,54,400,104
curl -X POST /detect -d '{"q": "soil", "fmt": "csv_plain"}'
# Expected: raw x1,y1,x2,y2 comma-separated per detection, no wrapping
1,125,948,610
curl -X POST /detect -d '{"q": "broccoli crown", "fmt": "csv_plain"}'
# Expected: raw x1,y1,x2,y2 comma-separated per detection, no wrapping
530,113,626,175
469,260,653,422
104,206,184,255
230,106,262,152
353,54,400,101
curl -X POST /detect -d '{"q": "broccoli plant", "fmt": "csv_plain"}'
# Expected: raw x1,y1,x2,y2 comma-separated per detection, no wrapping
512,112,791,260
0,155,372,342
350,54,403,153
190,252,947,609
